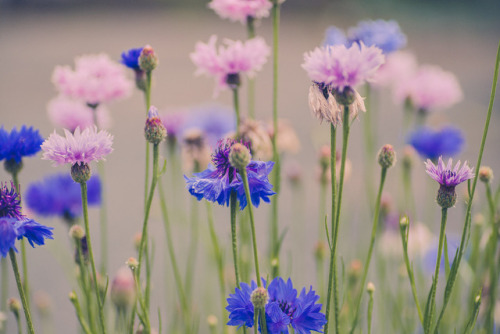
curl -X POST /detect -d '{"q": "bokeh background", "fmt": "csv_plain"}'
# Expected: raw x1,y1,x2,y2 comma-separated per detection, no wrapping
1,0,499,332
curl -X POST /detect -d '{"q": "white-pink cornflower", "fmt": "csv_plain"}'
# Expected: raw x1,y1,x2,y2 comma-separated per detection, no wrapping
302,42,385,91
394,65,463,112
41,126,113,166
208,0,272,24
372,51,417,88
47,95,112,132
52,54,133,106
190,35,270,95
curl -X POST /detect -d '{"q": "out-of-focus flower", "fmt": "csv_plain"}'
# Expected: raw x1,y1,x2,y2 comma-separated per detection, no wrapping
111,266,136,310
394,65,463,112
0,216,53,257
408,126,464,161
181,129,212,172
121,47,144,70
379,221,433,258
423,237,459,274
25,173,101,222
323,26,348,47
160,110,188,144
185,138,275,210
208,0,272,24
372,51,417,88
0,126,43,164
48,95,112,131
33,291,53,317
285,161,303,185
52,54,133,105
266,119,300,155
317,146,352,183
41,127,113,167
226,277,327,333
237,119,273,160
190,36,270,95
348,19,407,54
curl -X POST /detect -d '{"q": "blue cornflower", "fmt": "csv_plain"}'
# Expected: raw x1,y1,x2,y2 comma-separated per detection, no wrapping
348,19,407,54
322,26,348,47
185,138,275,210
25,173,101,221
226,277,327,333
0,126,44,164
408,126,464,161
0,182,22,219
0,217,53,257
121,47,144,70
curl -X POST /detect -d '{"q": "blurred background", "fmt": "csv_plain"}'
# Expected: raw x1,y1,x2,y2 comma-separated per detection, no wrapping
0,0,499,333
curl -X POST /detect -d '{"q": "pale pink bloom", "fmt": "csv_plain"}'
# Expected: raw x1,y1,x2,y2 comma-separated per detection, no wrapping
302,42,385,90
208,0,272,24
394,65,463,111
190,36,270,95
110,266,136,308
52,54,133,105
41,126,113,166
47,95,112,132
372,51,417,88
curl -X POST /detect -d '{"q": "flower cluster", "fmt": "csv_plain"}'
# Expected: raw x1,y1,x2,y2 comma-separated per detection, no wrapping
0,182,22,219
226,277,327,333
0,126,44,164
408,126,464,160
208,0,273,24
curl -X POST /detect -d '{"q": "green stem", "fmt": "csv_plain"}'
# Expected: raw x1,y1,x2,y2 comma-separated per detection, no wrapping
70,293,92,334
433,41,500,333
362,84,376,211
97,161,108,276
230,191,241,286
1,258,7,334
9,249,34,334
185,196,200,302
324,124,337,334
76,237,96,333
484,182,498,332
367,291,374,334
350,167,388,333
425,208,448,334
79,182,107,334
15,311,22,334
233,88,241,137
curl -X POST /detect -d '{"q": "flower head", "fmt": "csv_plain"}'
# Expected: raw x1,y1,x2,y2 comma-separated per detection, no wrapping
121,47,144,70
323,26,348,47
208,0,272,24
191,36,270,95
41,126,113,167
52,54,133,105
425,157,474,188
408,126,464,160
111,266,136,309
185,138,275,210
0,217,53,258
0,126,44,164
372,51,417,88
25,173,101,222
348,19,407,54
0,182,22,220
226,277,327,333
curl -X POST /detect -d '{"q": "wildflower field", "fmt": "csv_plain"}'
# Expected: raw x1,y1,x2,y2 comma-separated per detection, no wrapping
1,1,500,333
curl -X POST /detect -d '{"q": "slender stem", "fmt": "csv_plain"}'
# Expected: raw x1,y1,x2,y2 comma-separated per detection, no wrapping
425,208,448,333
76,237,96,333
367,291,374,334
230,191,241,286
233,88,241,137
97,161,108,276
1,258,7,334
70,293,92,334
9,250,34,334
350,167,388,332
362,84,376,211
185,196,200,302
324,124,337,334
433,41,500,332
484,182,498,331
15,311,22,334
80,182,107,334
259,308,268,334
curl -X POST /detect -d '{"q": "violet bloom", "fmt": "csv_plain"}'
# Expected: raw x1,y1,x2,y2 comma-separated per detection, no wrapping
348,19,407,54
323,26,348,47
52,54,133,106
41,127,113,167
408,126,464,161
190,36,270,95
425,157,474,208
0,182,22,220
394,65,463,112
47,95,112,132
0,126,44,164
185,138,275,210
208,0,272,24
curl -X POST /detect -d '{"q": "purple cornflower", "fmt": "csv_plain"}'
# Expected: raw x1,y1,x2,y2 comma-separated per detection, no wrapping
121,47,144,70
226,277,327,333
185,138,275,210
0,217,54,258
41,126,113,167
348,19,407,54
0,182,22,220
425,157,474,208
408,126,464,161
0,126,44,164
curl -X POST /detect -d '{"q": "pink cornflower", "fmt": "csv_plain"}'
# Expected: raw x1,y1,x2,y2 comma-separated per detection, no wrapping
52,54,133,106
47,95,112,132
302,42,385,91
372,51,417,88
394,65,463,112
41,126,113,166
190,35,270,95
208,0,272,24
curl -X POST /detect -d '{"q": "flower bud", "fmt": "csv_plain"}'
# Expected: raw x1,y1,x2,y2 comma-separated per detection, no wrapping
133,233,142,252
74,236,89,265
8,298,21,315
34,291,52,317
229,143,251,170
333,87,356,106
145,106,167,144
479,166,494,183
314,241,327,261
127,257,139,271
139,45,158,72
402,146,414,170
226,73,241,89
399,216,409,227
378,144,396,169
207,315,218,328
251,287,268,309
348,259,362,283
68,291,78,303
71,162,91,183
366,282,375,293
437,185,457,209
111,267,136,310
4,159,23,176
69,225,85,240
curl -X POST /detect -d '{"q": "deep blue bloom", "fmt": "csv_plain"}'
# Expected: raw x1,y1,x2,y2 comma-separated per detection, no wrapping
0,182,22,219
322,26,348,47
348,19,407,54
121,47,144,70
185,139,275,210
226,277,327,334
0,126,44,163
408,126,464,160
25,173,101,221
0,217,53,257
